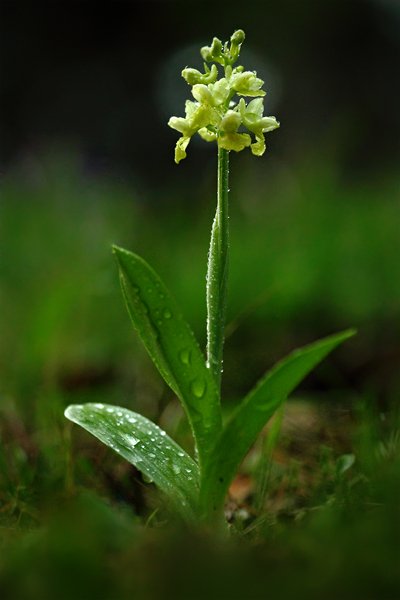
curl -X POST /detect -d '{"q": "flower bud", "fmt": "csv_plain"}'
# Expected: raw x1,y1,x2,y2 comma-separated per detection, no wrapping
210,37,223,58
231,30,245,45
181,68,203,85
200,46,213,62
182,64,218,86
203,64,218,83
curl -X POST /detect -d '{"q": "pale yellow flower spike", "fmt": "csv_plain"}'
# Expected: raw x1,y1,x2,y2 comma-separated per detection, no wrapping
168,30,279,164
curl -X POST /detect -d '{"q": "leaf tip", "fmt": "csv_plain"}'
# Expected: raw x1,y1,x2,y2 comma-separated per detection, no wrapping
111,244,123,258
339,327,357,341
64,404,82,423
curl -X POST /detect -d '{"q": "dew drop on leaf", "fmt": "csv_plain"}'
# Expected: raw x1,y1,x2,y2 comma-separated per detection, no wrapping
163,308,172,319
191,378,206,398
126,435,140,447
179,348,191,365
172,464,181,475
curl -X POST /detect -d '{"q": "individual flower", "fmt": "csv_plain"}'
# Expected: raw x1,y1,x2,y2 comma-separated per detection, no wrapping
230,71,266,97
238,98,280,156
168,100,217,163
207,79,231,106
218,110,251,152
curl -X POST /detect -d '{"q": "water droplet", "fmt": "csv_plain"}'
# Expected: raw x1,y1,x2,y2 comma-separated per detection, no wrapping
191,378,206,398
106,407,114,413
185,468,192,474
149,453,156,458
160,431,166,437
178,452,185,458
163,308,172,319
179,348,191,365
127,435,140,447
94,403,104,409
172,464,181,475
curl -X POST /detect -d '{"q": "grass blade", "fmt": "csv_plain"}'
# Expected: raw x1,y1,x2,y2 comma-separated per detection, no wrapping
65,403,200,520
112,246,222,468
200,329,356,519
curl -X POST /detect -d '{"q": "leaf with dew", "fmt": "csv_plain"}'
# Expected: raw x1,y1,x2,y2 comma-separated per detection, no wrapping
65,403,200,520
200,329,356,518
112,245,222,469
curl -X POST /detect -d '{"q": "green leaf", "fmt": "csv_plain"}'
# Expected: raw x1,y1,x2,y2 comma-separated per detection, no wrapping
200,329,356,518
112,246,222,469
65,403,200,520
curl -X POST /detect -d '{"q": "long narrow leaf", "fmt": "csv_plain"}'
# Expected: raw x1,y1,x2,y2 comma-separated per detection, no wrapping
112,246,222,468
200,329,355,518
65,403,200,520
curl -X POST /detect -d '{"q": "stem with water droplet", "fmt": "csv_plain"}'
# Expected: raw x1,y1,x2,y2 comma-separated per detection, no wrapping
206,147,229,394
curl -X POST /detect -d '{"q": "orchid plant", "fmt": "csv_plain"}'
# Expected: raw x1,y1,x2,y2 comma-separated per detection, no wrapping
65,30,354,526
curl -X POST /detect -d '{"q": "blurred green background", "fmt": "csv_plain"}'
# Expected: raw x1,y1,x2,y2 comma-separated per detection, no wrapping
1,1,400,598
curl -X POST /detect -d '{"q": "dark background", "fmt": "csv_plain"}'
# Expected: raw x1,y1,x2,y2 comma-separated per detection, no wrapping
1,0,399,178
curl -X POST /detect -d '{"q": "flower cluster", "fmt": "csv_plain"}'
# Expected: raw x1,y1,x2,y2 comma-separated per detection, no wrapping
168,30,279,164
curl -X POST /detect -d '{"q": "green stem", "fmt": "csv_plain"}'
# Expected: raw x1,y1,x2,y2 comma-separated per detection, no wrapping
206,147,230,394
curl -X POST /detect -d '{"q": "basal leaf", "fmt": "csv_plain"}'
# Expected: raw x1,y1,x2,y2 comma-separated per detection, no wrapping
65,403,200,520
112,246,222,468
200,329,356,518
